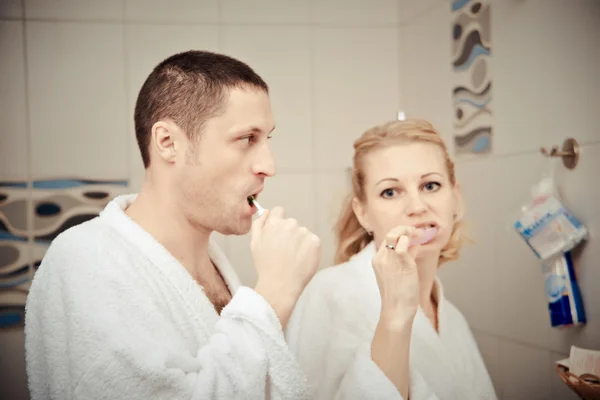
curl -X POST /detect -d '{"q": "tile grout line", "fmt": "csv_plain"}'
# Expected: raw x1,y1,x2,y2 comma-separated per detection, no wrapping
216,0,229,256
20,0,35,282
122,1,132,193
309,0,319,241
4,17,402,29
472,327,571,355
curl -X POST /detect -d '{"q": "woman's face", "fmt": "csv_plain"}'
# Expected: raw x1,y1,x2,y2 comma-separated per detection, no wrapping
353,141,461,255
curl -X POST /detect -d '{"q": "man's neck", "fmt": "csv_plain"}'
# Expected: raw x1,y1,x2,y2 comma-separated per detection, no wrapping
125,180,212,278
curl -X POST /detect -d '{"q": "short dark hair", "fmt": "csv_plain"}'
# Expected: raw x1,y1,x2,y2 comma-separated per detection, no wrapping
134,50,269,168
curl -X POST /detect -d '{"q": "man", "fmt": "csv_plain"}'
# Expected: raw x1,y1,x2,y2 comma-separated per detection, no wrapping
25,50,321,399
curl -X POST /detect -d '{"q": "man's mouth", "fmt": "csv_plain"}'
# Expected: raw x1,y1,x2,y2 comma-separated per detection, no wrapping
247,193,259,205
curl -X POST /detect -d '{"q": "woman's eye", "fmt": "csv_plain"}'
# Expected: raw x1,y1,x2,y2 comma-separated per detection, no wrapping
381,188,396,198
423,182,441,192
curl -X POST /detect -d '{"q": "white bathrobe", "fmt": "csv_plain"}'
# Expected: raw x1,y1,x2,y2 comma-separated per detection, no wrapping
285,242,497,400
25,194,311,400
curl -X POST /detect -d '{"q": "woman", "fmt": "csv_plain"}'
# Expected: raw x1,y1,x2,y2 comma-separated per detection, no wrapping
285,119,497,399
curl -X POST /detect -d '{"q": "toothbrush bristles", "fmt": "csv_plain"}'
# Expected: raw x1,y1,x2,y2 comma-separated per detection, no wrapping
247,195,265,216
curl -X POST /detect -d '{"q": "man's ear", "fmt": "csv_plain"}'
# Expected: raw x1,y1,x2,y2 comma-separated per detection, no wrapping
151,120,178,164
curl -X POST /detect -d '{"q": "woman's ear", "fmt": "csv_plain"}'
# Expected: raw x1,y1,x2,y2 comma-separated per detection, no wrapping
352,197,372,234
453,182,465,221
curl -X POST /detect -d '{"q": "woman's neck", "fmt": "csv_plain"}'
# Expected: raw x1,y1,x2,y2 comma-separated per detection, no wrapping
417,253,440,332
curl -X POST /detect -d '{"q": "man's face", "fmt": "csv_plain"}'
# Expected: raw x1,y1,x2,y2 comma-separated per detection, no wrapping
174,87,276,235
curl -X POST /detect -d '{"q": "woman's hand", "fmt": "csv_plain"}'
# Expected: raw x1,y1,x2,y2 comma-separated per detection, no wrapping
372,225,421,329
370,225,422,399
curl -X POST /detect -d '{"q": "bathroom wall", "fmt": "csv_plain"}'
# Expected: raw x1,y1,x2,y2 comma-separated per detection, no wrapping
0,1,405,398
0,1,598,399
400,1,599,400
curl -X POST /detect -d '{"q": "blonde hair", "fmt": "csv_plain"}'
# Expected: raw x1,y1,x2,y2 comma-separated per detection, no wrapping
334,118,466,265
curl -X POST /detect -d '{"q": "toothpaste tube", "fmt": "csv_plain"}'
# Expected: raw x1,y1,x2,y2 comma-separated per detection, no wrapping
542,251,586,327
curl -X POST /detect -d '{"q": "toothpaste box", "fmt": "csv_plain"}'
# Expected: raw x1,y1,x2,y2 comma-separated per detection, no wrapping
514,195,587,261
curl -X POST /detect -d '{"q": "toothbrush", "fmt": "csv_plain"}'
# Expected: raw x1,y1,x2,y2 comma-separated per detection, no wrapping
409,226,438,247
247,195,266,217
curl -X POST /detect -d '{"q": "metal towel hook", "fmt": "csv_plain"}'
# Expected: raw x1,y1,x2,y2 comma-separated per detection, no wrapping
540,138,580,170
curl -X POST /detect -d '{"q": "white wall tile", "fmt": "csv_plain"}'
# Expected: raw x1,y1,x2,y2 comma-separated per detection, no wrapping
221,0,310,24
0,328,28,400
125,24,220,104
499,341,552,400
491,0,545,155
314,170,351,268
541,0,600,146
312,0,398,26
0,21,27,179
259,172,316,232
0,0,23,18
397,24,406,113
124,0,218,23
210,231,227,254
224,233,255,286
27,22,127,179
397,0,443,25
25,0,123,21
125,24,219,189
127,150,143,193
225,172,315,286
313,27,398,170
221,26,312,172
438,158,499,333
400,4,453,157
490,153,554,347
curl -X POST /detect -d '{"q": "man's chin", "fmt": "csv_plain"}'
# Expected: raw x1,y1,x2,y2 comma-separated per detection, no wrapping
216,221,251,236
231,226,251,236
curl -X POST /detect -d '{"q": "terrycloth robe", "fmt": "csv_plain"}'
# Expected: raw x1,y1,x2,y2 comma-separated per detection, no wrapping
25,194,311,400
285,241,497,400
